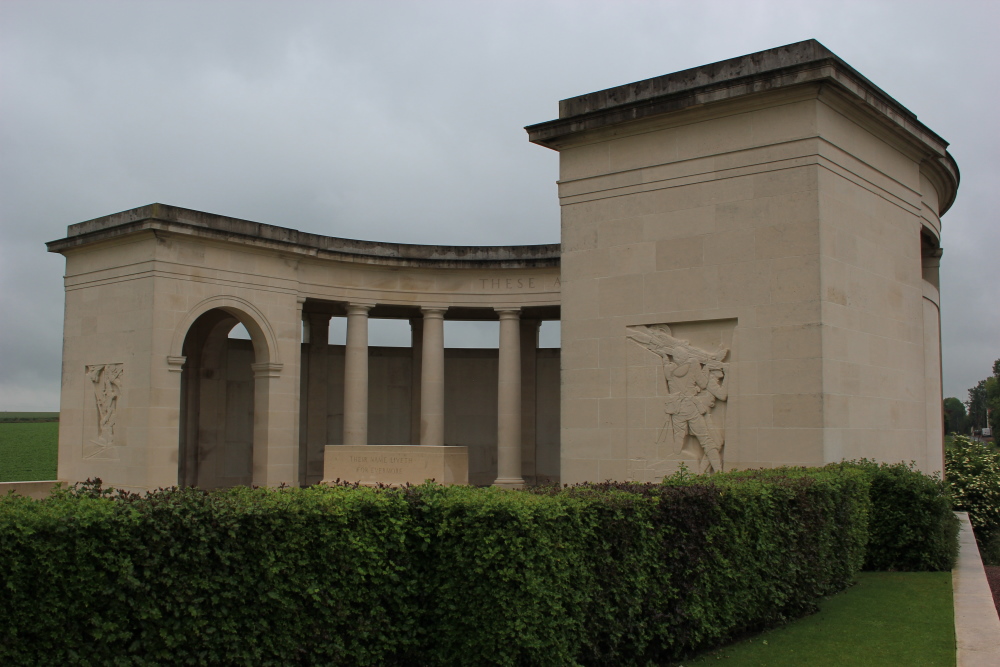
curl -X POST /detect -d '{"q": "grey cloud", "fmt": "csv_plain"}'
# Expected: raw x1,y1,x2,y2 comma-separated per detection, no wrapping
0,0,997,409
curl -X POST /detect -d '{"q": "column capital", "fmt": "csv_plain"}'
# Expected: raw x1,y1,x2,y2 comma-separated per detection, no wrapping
306,311,332,324
166,355,187,372
305,312,331,346
495,308,521,320
346,302,375,316
251,362,284,378
421,306,448,318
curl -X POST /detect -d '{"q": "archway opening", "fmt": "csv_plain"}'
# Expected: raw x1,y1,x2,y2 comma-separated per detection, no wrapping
178,307,267,489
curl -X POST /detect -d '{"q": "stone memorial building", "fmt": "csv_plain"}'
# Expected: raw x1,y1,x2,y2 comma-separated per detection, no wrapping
47,40,958,491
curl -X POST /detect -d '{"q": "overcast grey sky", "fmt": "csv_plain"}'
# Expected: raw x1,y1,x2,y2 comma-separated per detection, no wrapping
1,0,997,411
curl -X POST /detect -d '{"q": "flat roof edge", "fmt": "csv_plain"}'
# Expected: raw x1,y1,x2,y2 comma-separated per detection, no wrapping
47,204,560,265
525,39,950,158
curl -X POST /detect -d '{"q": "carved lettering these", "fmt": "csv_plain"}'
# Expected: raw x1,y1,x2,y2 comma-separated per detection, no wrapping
477,277,561,290
627,325,729,474
86,364,123,449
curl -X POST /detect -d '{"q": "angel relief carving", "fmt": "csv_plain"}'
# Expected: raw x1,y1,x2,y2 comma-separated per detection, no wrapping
85,363,123,453
627,325,729,474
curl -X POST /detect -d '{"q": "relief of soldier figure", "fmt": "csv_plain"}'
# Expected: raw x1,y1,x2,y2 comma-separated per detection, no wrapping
85,363,123,449
627,325,729,474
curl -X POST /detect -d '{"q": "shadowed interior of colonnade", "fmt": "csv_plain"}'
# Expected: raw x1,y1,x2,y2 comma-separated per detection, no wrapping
298,300,561,487
178,301,561,490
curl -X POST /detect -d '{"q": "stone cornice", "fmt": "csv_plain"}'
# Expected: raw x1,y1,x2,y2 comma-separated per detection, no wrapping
46,203,560,269
525,39,959,214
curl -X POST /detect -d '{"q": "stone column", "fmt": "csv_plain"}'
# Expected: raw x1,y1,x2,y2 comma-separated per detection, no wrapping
922,246,944,474
178,349,200,489
420,307,446,447
495,308,525,488
343,303,373,446
410,317,423,446
520,319,541,486
250,360,283,486
305,312,331,485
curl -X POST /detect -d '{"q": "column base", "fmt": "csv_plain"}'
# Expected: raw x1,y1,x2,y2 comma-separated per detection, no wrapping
492,477,526,489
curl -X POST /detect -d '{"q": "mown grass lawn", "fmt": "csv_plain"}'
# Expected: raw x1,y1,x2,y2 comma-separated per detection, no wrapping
0,421,59,482
680,571,955,666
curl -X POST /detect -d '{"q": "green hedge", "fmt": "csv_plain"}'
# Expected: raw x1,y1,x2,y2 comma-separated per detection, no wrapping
557,467,871,664
945,436,1000,533
1,469,874,666
1,484,417,666
832,460,960,571
945,436,1000,565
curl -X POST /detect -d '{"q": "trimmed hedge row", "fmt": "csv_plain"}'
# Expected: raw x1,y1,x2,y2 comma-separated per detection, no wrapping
1,483,416,665
549,467,871,665
834,460,960,571
0,463,950,666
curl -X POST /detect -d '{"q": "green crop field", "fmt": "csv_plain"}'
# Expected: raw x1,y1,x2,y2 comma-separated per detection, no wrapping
0,421,59,482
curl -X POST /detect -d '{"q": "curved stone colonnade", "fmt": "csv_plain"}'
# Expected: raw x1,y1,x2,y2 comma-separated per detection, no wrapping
48,204,560,491
47,40,962,493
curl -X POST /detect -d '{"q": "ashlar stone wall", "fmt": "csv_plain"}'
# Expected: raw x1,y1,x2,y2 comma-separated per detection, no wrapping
528,40,957,483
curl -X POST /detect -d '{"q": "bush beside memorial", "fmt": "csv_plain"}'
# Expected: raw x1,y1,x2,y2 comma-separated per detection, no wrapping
834,460,960,571
0,464,955,666
552,467,871,665
945,435,1000,564
0,482,418,665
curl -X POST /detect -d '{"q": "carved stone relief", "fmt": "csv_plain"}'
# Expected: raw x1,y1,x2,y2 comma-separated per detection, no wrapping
626,323,734,480
84,363,122,459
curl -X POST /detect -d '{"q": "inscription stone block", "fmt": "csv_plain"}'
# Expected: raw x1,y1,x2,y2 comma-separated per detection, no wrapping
323,445,469,486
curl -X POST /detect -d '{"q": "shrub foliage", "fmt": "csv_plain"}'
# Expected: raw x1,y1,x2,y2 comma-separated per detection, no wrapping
945,435,1000,533
946,435,1000,565
833,460,959,571
0,462,955,666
